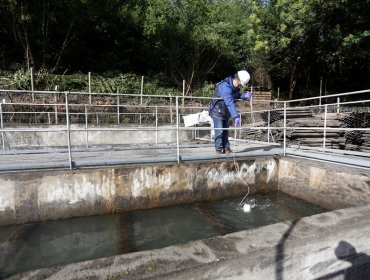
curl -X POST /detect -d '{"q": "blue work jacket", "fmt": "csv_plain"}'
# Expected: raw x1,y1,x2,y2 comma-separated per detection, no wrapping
209,76,242,120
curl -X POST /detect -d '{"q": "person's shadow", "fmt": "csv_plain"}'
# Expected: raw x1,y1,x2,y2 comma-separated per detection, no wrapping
315,241,370,280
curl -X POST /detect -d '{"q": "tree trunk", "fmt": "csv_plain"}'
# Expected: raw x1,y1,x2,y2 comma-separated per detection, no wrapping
289,56,301,100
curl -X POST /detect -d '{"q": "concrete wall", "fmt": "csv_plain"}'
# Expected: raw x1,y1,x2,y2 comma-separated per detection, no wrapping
8,204,370,280
0,158,278,226
1,157,370,279
2,124,193,148
278,157,370,210
1,156,369,226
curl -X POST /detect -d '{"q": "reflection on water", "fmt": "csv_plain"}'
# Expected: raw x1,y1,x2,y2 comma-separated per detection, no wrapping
0,191,326,278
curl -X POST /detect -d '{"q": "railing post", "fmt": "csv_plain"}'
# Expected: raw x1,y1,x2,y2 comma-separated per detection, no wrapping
176,96,180,163
319,76,323,109
323,104,327,149
182,80,185,107
85,105,89,148
283,102,287,156
0,103,5,151
268,110,271,143
169,96,173,124
88,72,92,105
54,92,58,124
155,106,158,146
337,97,340,114
30,67,35,103
117,88,120,124
140,76,144,106
65,93,73,169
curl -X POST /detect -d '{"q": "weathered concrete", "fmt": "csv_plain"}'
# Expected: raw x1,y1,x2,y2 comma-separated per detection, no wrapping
1,155,370,279
7,204,370,280
278,157,370,210
1,155,369,226
2,124,193,149
0,158,278,225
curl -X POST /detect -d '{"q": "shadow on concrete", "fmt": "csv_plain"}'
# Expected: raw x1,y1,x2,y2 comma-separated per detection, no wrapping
237,145,281,153
315,241,370,280
275,219,299,280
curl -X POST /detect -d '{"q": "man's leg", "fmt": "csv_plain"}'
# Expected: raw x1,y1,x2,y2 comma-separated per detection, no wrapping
212,117,224,153
222,118,230,151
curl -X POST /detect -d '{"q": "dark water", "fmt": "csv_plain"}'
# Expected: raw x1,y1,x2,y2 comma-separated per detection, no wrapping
0,191,326,278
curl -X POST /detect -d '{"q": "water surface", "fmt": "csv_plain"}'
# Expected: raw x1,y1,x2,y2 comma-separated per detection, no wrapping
0,191,326,278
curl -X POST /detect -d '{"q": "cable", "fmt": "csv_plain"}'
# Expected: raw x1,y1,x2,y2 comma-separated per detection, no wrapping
233,152,250,206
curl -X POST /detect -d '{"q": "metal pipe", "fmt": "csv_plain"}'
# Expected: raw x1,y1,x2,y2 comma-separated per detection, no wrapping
0,88,368,102
283,102,287,156
85,105,89,148
176,97,180,163
0,103,4,151
117,88,120,124
54,93,58,124
337,97,340,114
140,76,144,105
88,72,92,105
169,96,173,124
267,110,271,143
155,106,158,146
65,93,73,169
323,104,327,148
30,67,34,103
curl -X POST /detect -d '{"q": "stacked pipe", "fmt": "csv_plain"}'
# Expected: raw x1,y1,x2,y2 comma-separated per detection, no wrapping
339,112,370,151
259,110,281,123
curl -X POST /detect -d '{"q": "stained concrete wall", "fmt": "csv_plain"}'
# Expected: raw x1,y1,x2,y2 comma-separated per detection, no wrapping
8,204,370,280
1,157,370,279
2,124,193,148
278,157,370,210
0,158,278,226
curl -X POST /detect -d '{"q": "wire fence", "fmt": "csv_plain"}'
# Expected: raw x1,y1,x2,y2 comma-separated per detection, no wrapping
0,88,369,169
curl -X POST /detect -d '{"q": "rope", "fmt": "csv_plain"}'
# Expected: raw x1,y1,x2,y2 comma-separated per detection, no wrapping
233,86,254,207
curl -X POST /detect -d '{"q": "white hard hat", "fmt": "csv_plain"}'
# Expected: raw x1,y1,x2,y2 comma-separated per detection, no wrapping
237,70,250,86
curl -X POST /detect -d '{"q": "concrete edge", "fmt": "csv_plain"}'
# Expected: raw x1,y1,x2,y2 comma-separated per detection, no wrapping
7,204,370,280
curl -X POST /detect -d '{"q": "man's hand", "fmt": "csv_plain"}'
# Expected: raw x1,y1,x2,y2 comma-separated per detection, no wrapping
241,91,253,100
234,117,241,127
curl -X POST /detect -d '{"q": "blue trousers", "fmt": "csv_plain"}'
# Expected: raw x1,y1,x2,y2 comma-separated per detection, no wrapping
211,117,230,150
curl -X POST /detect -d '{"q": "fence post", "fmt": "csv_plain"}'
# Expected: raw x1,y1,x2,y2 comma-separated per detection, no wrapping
268,110,271,143
30,67,35,103
54,93,58,124
169,96,173,124
319,77,323,108
117,88,120,124
182,80,185,107
176,96,180,163
337,97,340,114
65,93,73,169
88,72,92,105
323,104,327,149
85,105,89,148
283,102,287,156
0,103,4,151
140,76,144,106
155,106,158,146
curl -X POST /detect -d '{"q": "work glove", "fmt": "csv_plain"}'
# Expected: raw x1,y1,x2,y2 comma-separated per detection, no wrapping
234,117,241,127
241,91,253,100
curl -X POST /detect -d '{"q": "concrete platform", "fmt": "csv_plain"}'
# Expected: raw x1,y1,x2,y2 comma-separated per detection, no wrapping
0,142,284,172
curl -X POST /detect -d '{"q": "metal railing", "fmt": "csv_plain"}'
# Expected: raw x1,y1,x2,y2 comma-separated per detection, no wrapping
0,88,369,169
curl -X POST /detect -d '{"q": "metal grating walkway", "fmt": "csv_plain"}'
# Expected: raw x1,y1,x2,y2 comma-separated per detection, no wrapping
0,142,284,172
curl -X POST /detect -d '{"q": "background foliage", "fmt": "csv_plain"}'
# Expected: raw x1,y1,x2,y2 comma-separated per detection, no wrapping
0,0,369,99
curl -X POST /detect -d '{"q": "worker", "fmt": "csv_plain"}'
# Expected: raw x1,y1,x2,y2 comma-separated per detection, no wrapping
208,70,252,154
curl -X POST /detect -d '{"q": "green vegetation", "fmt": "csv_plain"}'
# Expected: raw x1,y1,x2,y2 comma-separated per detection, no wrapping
1,0,369,99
